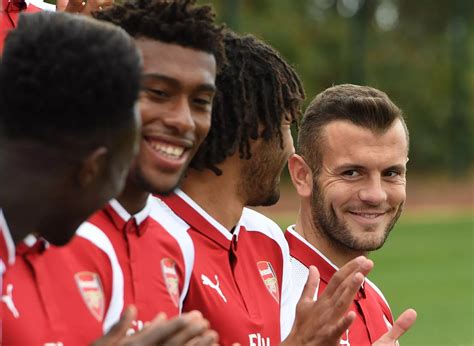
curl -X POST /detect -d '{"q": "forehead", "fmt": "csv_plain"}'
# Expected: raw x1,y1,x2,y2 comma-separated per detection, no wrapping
135,38,216,87
321,119,408,166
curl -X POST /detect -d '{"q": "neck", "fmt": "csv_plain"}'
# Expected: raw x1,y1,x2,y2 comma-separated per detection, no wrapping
295,200,366,268
0,142,65,244
180,161,245,231
116,178,150,215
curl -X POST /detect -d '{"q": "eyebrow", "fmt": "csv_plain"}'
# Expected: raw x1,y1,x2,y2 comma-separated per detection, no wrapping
336,163,407,173
384,164,407,173
142,73,216,93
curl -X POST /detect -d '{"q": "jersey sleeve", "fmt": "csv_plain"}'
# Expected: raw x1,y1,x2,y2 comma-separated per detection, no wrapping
75,222,124,333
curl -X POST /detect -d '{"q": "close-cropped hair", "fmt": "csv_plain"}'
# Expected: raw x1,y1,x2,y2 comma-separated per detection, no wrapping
297,84,409,175
0,12,142,150
190,31,305,175
93,0,225,70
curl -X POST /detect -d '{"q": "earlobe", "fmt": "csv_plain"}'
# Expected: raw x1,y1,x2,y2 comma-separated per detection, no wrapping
77,147,108,187
288,154,313,198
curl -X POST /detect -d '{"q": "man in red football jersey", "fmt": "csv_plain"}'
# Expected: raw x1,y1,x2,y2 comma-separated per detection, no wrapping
160,32,376,346
4,0,224,343
0,9,142,341
1,8,219,345
286,84,417,345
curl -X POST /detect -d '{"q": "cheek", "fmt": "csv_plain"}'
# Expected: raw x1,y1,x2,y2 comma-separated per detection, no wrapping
195,115,211,140
388,185,406,205
325,184,357,211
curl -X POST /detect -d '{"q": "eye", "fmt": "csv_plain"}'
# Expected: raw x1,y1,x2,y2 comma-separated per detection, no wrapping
146,88,168,98
384,170,401,178
342,170,360,178
193,98,212,106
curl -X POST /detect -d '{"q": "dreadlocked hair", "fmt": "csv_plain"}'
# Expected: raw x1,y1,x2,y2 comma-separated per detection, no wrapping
190,31,305,175
93,0,225,69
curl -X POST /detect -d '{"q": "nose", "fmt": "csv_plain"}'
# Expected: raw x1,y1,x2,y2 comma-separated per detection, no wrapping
358,176,387,206
163,97,195,134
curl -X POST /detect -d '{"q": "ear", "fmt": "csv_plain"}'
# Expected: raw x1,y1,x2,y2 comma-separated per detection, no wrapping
77,147,108,187
288,153,313,198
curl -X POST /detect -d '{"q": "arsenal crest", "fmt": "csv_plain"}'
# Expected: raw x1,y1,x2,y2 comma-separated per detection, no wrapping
161,258,180,307
74,272,105,322
257,261,279,303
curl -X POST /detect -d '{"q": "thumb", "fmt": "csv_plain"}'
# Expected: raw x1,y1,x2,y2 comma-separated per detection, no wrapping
373,309,417,345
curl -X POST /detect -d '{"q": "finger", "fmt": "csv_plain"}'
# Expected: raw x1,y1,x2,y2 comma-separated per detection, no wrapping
158,313,210,345
184,330,219,346
298,265,320,304
93,305,136,345
331,310,356,340
135,315,188,345
62,0,86,12
324,256,368,296
377,309,417,343
329,272,365,317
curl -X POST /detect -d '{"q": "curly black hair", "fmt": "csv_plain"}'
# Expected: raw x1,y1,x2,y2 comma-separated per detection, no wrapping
190,31,305,175
93,0,225,70
0,12,142,150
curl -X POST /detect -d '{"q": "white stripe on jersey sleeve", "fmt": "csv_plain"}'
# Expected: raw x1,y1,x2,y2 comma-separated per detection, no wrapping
238,208,295,341
28,0,56,11
149,196,195,313
76,222,124,333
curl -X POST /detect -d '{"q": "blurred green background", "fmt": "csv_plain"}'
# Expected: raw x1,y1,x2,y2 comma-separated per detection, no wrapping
203,0,474,176
201,0,474,345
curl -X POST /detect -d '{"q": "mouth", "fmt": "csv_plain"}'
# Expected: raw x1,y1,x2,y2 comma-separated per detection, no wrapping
347,210,388,225
142,135,194,171
146,139,186,160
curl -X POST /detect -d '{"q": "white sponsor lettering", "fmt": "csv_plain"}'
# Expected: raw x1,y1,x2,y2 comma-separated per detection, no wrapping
44,343,64,346
201,274,227,303
249,333,270,346
1,284,19,318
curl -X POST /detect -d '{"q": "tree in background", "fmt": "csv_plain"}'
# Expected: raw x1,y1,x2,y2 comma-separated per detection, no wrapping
206,0,473,176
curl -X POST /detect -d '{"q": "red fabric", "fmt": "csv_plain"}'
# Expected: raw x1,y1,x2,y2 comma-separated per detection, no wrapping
161,192,287,346
2,235,113,344
1,2,42,53
286,229,394,345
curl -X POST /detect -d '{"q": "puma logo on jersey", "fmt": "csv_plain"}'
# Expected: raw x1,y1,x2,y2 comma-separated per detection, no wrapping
340,329,350,345
201,274,227,303
1,284,19,318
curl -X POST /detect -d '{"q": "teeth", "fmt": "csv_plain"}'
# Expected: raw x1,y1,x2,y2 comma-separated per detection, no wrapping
149,142,184,159
352,212,382,219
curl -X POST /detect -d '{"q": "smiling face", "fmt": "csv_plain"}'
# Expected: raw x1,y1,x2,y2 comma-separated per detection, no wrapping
311,119,408,252
130,39,216,194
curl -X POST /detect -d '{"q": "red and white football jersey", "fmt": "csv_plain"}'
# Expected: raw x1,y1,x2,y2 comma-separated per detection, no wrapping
2,230,121,345
160,189,294,346
285,226,394,345
81,195,194,331
0,0,55,53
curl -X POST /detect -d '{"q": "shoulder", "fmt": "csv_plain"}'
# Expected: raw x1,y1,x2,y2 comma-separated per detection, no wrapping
240,208,284,236
149,196,191,233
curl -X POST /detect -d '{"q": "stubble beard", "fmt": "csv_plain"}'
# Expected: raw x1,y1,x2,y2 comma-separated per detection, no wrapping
310,179,403,252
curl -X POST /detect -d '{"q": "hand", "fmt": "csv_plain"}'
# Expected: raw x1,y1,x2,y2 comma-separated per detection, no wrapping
282,256,373,346
92,306,218,346
57,0,113,15
373,309,417,346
